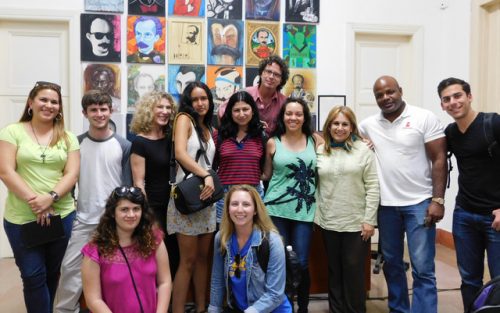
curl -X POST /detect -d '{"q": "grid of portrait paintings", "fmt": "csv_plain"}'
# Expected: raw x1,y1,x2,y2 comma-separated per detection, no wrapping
81,0,320,137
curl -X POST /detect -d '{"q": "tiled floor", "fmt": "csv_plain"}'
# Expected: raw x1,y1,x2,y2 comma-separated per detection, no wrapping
0,244,478,312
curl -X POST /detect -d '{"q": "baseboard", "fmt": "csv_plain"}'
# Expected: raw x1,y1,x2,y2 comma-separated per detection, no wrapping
436,228,455,250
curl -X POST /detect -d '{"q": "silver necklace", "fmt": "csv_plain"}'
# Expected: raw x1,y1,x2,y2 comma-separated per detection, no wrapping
30,121,53,163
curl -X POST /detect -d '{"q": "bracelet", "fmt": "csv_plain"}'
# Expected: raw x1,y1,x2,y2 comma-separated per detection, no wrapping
202,174,211,179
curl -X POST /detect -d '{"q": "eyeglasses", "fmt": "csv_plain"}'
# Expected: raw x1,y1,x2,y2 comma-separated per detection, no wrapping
112,186,144,201
34,81,61,91
90,32,110,40
234,254,241,278
263,69,282,79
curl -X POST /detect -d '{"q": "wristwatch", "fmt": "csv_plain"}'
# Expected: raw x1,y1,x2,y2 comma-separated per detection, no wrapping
49,191,60,202
431,197,445,205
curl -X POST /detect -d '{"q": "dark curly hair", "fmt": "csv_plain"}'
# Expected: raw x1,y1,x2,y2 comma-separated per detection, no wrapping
272,97,313,139
178,81,215,141
91,187,159,258
219,90,263,140
257,55,289,91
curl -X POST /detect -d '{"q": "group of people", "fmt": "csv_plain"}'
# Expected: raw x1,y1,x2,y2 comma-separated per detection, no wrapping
0,54,498,313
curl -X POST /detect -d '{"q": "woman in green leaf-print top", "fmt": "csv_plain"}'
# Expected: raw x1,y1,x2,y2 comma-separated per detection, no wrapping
262,98,323,313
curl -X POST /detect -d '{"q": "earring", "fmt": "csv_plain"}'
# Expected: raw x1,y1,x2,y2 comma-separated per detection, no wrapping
27,108,32,116
55,112,63,121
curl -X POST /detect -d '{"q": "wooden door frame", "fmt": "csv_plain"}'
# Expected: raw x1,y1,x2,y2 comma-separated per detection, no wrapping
346,23,424,112
0,8,81,132
0,8,80,258
470,0,500,111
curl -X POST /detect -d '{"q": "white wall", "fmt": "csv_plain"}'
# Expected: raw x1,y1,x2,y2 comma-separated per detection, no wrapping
0,0,472,232
315,0,472,232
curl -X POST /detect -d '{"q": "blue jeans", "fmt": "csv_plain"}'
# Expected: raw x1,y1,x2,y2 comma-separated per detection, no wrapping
452,206,500,311
271,216,313,313
378,199,437,313
3,211,75,313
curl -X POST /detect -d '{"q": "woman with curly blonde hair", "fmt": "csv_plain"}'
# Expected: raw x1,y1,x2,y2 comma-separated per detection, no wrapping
129,91,179,278
82,186,172,313
209,185,292,313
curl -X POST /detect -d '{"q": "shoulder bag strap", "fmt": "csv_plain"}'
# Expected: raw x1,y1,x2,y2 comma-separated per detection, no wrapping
170,113,209,182
118,246,145,313
483,113,498,158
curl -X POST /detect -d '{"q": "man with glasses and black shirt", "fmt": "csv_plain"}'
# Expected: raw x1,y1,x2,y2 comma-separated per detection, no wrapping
54,90,131,313
218,55,289,135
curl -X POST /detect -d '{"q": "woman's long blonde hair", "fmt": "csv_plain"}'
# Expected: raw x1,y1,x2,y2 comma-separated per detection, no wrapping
19,82,68,147
129,91,176,135
219,185,277,253
322,105,361,154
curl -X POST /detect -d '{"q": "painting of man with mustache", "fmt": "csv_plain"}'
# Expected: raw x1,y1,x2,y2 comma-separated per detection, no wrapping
127,16,166,64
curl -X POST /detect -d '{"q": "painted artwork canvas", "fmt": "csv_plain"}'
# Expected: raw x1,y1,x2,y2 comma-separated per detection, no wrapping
283,24,316,68
168,0,205,17
207,19,243,66
81,14,121,62
245,67,260,87
246,21,280,66
246,0,280,21
168,64,206,101
285,0,319,23
206,65,243,114
128,0,165,16
84,0,124,13
206,0,242,19
282,68,317,111
126,15,166,64
83,64,122,113
168,19,205,65
127,64,166,112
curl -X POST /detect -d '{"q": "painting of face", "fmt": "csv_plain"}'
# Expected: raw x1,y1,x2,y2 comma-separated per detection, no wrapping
246,0,280,21
127,16,166,64
168,64,205,100
246,21,279,66
127,64,165,112
81,14,121,62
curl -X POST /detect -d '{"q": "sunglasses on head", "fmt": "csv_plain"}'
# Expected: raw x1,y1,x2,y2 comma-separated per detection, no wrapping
34,81,61,91
112,186,144,201
91,32,110,40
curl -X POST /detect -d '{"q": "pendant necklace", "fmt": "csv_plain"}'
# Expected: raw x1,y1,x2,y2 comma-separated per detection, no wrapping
30,121,53,163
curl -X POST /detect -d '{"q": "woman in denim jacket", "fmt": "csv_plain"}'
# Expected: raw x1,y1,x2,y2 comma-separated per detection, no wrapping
209,185,292,313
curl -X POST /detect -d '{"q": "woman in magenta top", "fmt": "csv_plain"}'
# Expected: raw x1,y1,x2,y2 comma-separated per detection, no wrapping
81,186,172,313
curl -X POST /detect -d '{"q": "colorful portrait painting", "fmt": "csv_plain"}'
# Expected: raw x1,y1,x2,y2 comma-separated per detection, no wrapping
168,19,205,65
283,24,316,68
246,21,280,66
208,19,243,66
127,64,166,112
245,67,260,87
285,0,319,23
128,0,165,16
85,0,124,13
207,0,242,19
282,68,317,111
168,64,206,101
126,15,166,64
83,63,122,113
207,65,243,114
168,0,205,17
81,14,121,62
246,0,280,21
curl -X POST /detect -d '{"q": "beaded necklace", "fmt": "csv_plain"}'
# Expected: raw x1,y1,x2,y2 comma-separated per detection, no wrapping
30,121,53,163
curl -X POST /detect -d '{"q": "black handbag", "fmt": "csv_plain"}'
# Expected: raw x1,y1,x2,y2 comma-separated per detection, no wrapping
170,114,224,215
21,214,65,248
